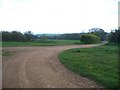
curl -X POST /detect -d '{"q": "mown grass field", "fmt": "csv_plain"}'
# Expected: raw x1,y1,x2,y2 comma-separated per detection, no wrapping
59,44,118,89
1,40,81,47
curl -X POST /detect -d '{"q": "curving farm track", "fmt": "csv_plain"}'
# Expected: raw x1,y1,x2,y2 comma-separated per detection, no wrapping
2,44,104,88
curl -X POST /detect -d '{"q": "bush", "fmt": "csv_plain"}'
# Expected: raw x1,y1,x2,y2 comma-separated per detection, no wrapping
108,29,120,44
80,34,101,44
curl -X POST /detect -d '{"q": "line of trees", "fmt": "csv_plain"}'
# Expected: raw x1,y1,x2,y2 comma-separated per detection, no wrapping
1,31,81,42
47,33,80,40
1,28,119,44
1,31,34,42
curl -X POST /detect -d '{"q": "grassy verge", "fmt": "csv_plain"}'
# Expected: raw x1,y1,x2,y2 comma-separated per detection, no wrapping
2,50,16,56
0,42,2,47
2,40,81,47
59,44,118,89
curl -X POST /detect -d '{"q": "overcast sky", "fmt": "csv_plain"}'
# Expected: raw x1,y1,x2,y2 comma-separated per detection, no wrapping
0,0,119,34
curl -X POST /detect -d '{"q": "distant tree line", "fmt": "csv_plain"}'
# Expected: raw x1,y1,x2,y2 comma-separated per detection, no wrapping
1,31,34,42
38,28,108,42
1,31,81,42
1,28,119,44
47,33,80,40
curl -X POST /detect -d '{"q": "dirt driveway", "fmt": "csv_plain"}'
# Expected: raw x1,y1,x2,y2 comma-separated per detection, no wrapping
2,44,104,88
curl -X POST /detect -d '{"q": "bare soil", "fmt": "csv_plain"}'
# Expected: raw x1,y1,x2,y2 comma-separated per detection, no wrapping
2,44,104,88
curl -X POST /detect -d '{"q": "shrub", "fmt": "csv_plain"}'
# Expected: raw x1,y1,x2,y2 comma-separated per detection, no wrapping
108,29,120,44
80,34,101,44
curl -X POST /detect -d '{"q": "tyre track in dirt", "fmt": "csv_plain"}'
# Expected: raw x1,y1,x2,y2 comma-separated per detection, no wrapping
2,44,104,88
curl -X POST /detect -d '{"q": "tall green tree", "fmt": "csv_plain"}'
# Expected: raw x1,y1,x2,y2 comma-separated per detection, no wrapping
89,28,108,41
2,31,11,41
11,31,26,41
108,29,120,44
24,31,33,41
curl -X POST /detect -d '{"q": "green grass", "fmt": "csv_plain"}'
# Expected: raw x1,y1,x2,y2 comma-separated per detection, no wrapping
2,40,81,47
59,44,118,89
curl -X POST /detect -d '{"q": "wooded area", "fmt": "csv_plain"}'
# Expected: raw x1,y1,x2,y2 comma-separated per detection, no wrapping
0,28,119,44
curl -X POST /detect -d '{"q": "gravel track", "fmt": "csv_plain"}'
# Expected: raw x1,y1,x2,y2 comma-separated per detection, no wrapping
2,44,104,88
